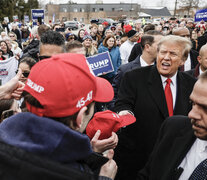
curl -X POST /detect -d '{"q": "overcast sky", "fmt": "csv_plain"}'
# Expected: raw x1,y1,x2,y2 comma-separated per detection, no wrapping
41,0,176,10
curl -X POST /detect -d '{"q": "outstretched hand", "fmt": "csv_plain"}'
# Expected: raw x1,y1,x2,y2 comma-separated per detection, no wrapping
1,69,25,100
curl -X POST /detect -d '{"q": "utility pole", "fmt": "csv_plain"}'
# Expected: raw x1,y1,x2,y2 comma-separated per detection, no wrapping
174,0,178,17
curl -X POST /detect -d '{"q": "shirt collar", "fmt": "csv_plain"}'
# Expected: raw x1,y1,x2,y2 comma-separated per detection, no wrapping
140,55,155,67
160,72,178,86
197,138,207,153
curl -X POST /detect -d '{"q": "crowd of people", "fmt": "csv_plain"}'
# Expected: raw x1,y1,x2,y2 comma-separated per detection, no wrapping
0,16,207,179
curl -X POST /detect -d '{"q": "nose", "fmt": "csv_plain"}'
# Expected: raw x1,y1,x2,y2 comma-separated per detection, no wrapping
163,52,170,60
188,104,201,121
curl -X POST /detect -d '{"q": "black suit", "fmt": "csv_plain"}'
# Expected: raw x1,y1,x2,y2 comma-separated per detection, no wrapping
137,116,195,180
108,56,141,110
128,43,142,62
114,65,196,180
189,49,199,69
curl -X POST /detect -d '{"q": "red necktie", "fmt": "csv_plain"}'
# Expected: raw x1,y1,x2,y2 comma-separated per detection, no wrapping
165,78,173,117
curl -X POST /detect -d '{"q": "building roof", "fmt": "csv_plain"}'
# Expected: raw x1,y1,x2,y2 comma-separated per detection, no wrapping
141,7,171,17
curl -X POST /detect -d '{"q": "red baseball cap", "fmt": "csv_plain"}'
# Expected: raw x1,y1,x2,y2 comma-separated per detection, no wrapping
102,21,109,26
86,110,136,140
24,53,114,117
123,24,132,33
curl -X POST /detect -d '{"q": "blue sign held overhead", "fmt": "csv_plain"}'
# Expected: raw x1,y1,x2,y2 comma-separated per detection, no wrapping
86,52,114,76
195,9,207,22
31,9,44,26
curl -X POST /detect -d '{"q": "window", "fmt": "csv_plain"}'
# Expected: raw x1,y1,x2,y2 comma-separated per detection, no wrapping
74,8,78,12
112,8,115,11
92,8,97,12
99,8,104,11
63,8,67,12
80,8,85,12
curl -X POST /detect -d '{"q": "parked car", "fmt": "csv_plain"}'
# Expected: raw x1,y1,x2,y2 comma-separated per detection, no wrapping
90,18,118,26
64,21,79,30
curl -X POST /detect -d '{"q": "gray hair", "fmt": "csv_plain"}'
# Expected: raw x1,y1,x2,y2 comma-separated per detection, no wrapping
157,35,192,61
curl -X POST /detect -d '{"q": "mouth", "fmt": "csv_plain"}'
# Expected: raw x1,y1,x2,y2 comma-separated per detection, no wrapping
161,62,171,70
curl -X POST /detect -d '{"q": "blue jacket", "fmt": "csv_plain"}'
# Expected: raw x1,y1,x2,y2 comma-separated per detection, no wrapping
98,45,121,79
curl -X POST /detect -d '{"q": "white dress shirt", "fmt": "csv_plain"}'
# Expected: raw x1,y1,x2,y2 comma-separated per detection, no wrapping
160,73,177,108
140,56,154,67
184,53,191,71
178,138,207,180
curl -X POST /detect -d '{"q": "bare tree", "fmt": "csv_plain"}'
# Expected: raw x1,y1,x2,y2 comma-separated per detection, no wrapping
178,0,200,16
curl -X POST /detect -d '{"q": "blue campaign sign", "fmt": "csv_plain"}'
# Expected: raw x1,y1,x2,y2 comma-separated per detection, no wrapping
195,9,207,22
31,9,44,25
86,51,114,76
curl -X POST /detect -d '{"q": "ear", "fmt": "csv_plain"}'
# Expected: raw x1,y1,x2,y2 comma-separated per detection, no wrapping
76,106,88,129
145,44,150,51
197,56,201,64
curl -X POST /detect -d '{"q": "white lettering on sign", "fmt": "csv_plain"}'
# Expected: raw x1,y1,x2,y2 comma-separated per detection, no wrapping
27,79,44,93
76,90,93,108
33,13,44,17
90,59,109,70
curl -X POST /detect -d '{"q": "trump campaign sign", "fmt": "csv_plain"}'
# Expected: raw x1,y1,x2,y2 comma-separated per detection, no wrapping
195,9,207,22
31,9,44,25
86,51,114,76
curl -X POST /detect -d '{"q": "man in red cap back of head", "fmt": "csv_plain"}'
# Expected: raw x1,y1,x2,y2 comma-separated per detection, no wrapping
0,53,117,180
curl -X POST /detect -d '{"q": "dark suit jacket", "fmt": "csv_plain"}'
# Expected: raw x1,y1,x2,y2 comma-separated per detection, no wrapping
197,33,207,52
108,56,141,111
137,116,195,180
189,49,199,69
114,65,196,180
128,43,142,62
185,64,200,79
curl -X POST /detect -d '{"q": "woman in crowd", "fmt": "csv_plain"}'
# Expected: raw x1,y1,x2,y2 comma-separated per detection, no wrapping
17,57,36,109
18,57,36,84
98,35,121,84
0,40,13,59
82,35,98,57
77,29,85,43
65,33,76,42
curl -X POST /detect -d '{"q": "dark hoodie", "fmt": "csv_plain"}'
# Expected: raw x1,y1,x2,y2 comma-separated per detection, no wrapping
0,112,92,165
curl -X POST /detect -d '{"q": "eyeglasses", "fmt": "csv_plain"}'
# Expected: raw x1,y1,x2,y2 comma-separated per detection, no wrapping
16,70,30,77
39,55,51,60
69,37,75,40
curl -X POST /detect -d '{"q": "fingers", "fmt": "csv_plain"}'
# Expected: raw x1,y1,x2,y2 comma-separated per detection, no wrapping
118,110,131,116
91,130,101,142
16,68,22,80
106,149,114,160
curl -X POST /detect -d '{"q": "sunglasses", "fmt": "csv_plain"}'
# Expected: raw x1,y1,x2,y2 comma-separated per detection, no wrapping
16,70,30,78
9,35,15,37
39,55,51,60
69,37,74,39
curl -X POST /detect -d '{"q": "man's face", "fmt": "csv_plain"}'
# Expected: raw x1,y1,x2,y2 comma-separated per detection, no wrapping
189,80,207,140
156,42,184,78
130,33,139,42
91,26,98,34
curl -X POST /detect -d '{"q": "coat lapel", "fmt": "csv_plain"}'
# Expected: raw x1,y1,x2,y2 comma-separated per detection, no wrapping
165,126,195,179
174,72,191,116
148,66,169,118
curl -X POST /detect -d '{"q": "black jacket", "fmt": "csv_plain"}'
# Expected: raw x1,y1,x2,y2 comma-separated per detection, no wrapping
114,65,196,180
108,56,141,111
137,116,195,180
128,43,142,62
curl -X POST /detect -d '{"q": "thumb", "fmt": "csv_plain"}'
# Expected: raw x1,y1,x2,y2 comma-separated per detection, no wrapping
106,149,114,160
91,130,101,141
16,68,22,80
